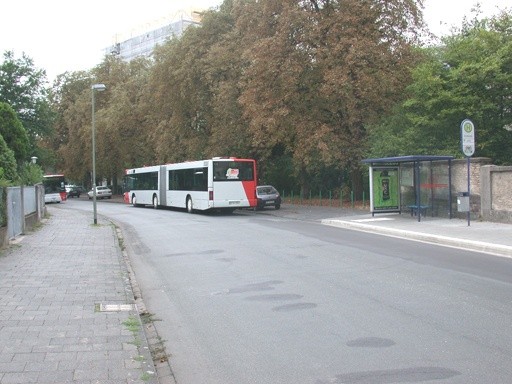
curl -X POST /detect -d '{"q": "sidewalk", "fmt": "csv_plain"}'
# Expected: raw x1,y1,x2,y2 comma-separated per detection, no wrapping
322,212,512,258
0,205,158,384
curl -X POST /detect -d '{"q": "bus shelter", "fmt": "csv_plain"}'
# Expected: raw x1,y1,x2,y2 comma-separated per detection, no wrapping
361,155,454,222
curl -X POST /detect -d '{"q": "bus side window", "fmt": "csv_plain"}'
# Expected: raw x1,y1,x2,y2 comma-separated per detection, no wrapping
169,171,177,190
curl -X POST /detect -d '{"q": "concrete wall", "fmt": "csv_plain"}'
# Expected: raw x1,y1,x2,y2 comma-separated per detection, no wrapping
0,184,45,249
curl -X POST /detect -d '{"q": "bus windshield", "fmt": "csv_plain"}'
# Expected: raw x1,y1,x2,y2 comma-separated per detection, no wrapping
43,175,65,194
213,161,254,181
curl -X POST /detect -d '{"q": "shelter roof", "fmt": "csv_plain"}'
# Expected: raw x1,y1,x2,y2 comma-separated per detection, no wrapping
361,155,454,164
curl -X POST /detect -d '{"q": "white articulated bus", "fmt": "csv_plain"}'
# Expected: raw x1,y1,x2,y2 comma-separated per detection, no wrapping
123,158,257,212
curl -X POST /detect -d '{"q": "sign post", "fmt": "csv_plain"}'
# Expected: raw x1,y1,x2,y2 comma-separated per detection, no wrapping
460,119,475,226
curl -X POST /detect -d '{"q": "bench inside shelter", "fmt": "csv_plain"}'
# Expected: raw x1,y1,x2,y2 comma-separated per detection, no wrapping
407,204,429,217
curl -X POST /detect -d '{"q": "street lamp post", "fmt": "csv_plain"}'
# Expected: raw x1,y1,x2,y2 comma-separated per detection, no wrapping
91,83,106,225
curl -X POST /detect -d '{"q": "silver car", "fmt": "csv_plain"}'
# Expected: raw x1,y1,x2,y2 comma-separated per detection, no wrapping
88,186,112,199
256,185,281,210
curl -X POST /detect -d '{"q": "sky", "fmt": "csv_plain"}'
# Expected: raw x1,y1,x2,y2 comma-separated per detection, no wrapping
0,0,508,83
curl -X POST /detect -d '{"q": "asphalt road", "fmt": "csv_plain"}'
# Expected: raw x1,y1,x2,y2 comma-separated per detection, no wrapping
70,199,512,384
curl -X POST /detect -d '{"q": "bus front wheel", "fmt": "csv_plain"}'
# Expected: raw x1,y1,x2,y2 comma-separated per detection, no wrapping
153,195,158,209
132,195,139,207
186,197,193,213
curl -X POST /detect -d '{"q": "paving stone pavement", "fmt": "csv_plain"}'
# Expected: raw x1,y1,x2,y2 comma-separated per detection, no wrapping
0,206,157,384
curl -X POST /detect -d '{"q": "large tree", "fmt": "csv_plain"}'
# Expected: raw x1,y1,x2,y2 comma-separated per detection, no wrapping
148,21,220,163
0,102,30,162
201,1,254,158
0,133,18,182
441,12,512,164
50,70,93,182
51,56,155,188
237,0,424,194
96,56,155,190
367,9,512,165
47,0,426,193
0,51,54,158
145,1,256,164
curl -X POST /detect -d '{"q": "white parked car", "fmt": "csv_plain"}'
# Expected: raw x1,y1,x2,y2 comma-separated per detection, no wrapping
44,193,62,204
88,186,112,199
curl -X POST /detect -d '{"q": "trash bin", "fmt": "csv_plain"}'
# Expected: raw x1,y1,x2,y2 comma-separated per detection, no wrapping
457,192,469,212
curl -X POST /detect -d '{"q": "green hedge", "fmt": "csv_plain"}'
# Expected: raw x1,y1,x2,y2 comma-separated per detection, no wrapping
0,187,5,227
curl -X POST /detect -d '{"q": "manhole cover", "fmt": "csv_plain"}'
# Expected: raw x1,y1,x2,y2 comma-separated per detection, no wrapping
97,303,136,312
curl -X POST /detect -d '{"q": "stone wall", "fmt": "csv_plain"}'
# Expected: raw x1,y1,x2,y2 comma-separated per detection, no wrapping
450,157,492,219
451,157,492,196
480,165,512,223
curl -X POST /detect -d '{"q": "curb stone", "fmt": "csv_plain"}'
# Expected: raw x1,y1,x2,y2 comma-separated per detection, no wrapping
114,225,177,384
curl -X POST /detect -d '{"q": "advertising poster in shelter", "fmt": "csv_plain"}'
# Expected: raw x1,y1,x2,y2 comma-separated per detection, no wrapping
370,167,400,213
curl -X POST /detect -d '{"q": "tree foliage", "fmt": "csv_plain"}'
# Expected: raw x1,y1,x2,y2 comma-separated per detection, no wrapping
0,51,54,158
96,57,155,189
18,162,44,186
237,0,423,193
0,102,30,162
367,9,512,164
0,133,18,182
142,0,422,194
49,56,155,188
44,1,512,196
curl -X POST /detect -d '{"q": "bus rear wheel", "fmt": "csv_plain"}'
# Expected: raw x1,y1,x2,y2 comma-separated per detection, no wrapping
186,197,193,213
153,195,158,209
